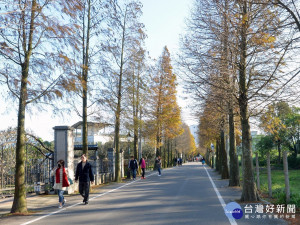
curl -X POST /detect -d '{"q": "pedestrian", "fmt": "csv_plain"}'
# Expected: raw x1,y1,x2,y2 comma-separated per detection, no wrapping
51,159,69,208
129,156,138,180
156,156,162,176
75,154,94,205
202,157,205,165
140,157,146,179
179,157,182,166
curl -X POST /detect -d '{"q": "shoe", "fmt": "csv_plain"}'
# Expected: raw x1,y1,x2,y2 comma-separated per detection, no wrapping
85,201,89,205
58,205,62,209
62,199,66,206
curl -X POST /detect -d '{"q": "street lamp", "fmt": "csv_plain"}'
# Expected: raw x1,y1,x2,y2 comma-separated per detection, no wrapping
127,132,131,157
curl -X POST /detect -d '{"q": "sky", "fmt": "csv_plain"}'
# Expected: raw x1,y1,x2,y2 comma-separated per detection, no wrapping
0,0,196,141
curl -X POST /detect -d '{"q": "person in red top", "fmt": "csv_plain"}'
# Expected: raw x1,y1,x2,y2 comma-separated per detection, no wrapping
51,159,69,208
140,157,146,179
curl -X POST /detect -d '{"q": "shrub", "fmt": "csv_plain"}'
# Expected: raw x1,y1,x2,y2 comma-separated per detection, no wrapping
274,189,300,208
288,155,300,169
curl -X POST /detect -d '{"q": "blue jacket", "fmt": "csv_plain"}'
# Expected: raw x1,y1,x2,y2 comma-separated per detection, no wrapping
75,161,94,182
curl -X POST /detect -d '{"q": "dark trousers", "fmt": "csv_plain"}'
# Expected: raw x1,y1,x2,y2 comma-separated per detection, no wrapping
141,168,145,178
79,181,90,202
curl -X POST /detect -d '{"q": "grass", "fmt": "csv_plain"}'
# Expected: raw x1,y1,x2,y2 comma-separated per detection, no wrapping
257,170,300,195
255,169,300,208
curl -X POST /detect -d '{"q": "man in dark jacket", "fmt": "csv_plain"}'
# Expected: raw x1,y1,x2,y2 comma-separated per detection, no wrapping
75,154,94,204
129,156,138,180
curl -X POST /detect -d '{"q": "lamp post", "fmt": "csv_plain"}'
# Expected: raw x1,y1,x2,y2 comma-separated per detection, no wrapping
127,132,131,158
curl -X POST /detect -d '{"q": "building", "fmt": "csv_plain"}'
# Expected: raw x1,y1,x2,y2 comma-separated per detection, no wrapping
72,121,114,145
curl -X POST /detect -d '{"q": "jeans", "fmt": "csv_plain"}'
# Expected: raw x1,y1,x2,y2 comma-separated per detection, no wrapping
158,167,161,175
79,182,90,202
131,169,137,179
57,190,64,203
141,168,145,178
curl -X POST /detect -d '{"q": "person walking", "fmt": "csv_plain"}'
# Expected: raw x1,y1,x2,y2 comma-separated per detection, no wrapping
75,154,94,205
179,157,182,166
140,157,146,179
156,156,162,176
129,156,138,180
51,159,69,208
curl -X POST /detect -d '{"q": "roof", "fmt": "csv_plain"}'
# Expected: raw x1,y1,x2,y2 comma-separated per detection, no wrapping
71,121,113,129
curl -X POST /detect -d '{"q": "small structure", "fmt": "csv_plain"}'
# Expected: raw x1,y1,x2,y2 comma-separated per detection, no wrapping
72,121,114,145
52,122,124,194
53,126,76,194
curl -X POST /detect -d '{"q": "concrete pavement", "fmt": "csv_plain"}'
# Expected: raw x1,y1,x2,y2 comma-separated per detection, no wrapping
0,163,290,225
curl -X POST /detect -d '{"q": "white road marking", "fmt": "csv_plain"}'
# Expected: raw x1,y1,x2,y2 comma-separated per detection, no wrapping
203,165,237,225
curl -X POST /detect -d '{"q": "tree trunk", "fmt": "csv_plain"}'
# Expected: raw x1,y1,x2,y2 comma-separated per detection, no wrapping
114,96,121,182
283,151,290,203
167,139,170,167
240,112,259,201
82,0,91,157
228,106,240,186
220,129,229,179
255,152,260,190
239,0,259,202
11,66,28,213
277,141,281,164
267,152,272,197
133,99,138,161
11,0,37,213
215,139,220,172
114,11,127,183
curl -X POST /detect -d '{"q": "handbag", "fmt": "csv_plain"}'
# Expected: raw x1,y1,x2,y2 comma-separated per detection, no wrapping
68,178,73,185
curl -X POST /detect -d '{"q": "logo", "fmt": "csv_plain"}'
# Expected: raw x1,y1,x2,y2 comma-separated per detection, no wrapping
225,202,243,220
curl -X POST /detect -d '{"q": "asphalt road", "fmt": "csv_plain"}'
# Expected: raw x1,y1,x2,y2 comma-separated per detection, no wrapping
14,163,287,225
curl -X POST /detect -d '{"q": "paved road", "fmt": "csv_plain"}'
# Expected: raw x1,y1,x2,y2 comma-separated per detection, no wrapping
3,163,288,225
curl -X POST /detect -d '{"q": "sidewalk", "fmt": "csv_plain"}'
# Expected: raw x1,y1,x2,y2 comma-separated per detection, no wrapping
0,169,152,221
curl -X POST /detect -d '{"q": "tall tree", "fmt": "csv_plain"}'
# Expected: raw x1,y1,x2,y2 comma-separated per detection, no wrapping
67,0,105,156
100,0,144,182
150,46,182,158
126,38,147,161
0,0,80,213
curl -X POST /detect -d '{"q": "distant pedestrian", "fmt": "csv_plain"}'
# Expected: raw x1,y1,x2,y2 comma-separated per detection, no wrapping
174,157,177,167
51,159,69,208
202,157,205,165
156,156,162,176
75,154,94,205
129,156,138,180
140,157,146,179
179,157,182,166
